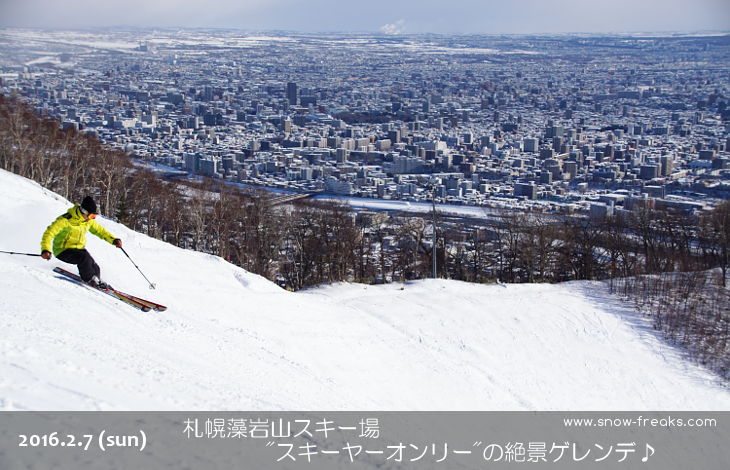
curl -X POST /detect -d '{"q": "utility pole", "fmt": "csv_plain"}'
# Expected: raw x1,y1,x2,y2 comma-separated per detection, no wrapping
432,185,437,279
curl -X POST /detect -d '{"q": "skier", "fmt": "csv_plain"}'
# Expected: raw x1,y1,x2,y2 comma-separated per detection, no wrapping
41,196,122,289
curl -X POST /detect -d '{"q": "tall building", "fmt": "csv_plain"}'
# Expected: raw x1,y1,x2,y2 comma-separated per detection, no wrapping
643,185,666,199
300,96,317,107
200,157,220,177
640,164,661,180
539,148,555,160
287,82,297,106
394,156,424,174
184,153,199,173
590,203,614,219
563,161,578,179
524,138,539,153
552,136,564,152
660,155,673,176
545,124,564,139
699,150,715,160
515,182,537,199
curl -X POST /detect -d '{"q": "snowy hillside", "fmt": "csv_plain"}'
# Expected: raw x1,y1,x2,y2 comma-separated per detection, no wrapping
0,168,728,411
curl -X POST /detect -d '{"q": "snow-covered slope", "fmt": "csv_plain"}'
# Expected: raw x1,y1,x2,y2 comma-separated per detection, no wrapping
1,169,728,411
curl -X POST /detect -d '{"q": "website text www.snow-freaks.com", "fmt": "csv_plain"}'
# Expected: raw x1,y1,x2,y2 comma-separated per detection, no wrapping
564,416,717,428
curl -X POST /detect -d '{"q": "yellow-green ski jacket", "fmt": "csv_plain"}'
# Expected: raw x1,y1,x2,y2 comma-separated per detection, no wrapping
41,205,117,256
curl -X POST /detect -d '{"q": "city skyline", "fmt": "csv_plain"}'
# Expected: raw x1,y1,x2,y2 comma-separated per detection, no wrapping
3,27,728,214
1,0,729,35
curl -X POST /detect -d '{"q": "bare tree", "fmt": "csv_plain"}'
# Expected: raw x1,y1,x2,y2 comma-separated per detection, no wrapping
557,215,605,281
699,201,730,286
90,146,132,217
519,212,559,283
494,209,525,282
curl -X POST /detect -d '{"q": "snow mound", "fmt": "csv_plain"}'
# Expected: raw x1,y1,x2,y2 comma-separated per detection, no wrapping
0,169,728,411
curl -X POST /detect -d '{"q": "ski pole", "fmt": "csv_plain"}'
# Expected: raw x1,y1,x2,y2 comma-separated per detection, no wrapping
120,247,156,289
0,250,42,257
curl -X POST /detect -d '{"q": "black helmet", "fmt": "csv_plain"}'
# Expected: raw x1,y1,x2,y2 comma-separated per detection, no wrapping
80,196,97,215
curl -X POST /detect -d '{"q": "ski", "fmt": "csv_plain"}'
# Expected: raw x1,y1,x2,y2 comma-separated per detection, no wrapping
53,267,154,312
113,289,167,312
109,291,153,312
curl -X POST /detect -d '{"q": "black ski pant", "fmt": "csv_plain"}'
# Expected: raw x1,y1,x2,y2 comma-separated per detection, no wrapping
57,248,100,282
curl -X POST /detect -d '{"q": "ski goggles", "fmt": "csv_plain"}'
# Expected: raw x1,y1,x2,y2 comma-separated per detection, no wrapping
79,207,97,219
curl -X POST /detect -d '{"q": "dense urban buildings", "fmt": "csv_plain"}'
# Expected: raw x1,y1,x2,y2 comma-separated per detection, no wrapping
1,29,729,216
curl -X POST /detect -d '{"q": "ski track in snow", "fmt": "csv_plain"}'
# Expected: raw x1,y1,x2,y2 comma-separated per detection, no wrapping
1,168,729,411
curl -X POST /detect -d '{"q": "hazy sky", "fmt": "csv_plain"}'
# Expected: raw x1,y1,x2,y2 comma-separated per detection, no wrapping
1,0,729,34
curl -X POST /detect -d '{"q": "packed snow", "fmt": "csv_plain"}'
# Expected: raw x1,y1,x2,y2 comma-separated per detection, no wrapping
0,168,728,411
